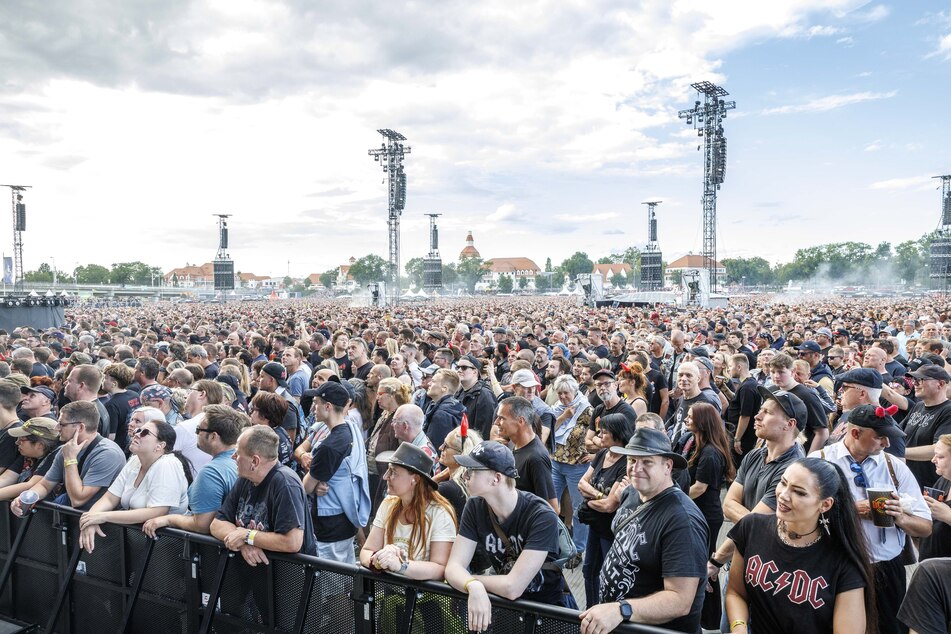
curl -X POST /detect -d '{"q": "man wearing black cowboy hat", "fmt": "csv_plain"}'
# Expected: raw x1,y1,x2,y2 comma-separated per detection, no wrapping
579,427,707,634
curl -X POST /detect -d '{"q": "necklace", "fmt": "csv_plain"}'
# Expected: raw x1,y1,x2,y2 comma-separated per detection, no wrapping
778,520,822,547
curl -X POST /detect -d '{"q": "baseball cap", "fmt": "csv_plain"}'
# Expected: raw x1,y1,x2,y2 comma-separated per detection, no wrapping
910,365,951,382
454,440,519,478
846,404,905,440
260,362,289,388
510,369,540,387
693,356,715,375
688,347,710,359
835,368,882,390
834,328,850,338
140,384,172,402
8,418,59,441
796,341,822,354
905,357,933,375
757,386,808,431
20,385,55,401
591,369,616,382
420,365,439,376
304,382,350,407
456,355,483,372
816,327,833,338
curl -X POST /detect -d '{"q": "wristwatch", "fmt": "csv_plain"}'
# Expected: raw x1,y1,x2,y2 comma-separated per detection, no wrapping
618,601,633,622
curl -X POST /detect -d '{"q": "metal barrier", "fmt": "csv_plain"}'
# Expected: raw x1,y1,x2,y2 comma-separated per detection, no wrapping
0,501,676,634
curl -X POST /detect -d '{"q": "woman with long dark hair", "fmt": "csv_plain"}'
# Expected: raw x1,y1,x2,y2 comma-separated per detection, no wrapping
576,413,633,608
78,420,192,553
725,457,875,634
684,402,735,554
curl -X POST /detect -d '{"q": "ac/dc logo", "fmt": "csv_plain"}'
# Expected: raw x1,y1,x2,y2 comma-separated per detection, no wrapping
869,494,890,513
745,555,829,608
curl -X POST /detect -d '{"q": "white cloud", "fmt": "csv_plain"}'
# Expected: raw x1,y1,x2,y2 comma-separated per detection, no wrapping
864,140,882,152
869,175,935,191
807,25,843,37
836,36,854,46
761,90,897,115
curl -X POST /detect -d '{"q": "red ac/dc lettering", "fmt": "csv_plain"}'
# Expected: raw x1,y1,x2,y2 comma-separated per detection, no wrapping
745,556,829,609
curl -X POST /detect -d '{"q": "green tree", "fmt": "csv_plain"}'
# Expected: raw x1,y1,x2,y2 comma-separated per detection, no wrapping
610,271,627,288
23,263,54,283
319,269,336,289
558,252,594,280
75,264,111,284
456,257,488,293
894,240,924,284
545,257,552,273
283,275,293,288
597,256,614,265
497,274,514,293
722,257,774,286
404,257,424,288
441,263,458,289
349,254,388,285
518,277,528,291
669,269,683,286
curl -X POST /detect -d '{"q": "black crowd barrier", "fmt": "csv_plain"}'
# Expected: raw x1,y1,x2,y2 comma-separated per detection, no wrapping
0,501,677,634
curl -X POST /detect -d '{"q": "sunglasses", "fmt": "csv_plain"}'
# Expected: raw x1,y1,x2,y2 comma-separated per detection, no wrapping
849,461,868,488
135,428,156,439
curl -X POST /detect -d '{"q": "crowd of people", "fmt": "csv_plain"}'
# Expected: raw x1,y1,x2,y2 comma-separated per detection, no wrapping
0,295,949,633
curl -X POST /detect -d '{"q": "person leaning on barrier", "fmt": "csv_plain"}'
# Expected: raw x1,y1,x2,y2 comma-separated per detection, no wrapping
0,418,61,500
579,427,708,634
0,380,27,476
142,405,246,537
10,401,126,514
211,426,317,566
445,440,572,634
78,419,191,552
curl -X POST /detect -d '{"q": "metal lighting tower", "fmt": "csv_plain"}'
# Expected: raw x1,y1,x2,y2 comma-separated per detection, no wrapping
1,185,30,290
678,82,735,293
423,213,443,292
212,214,235,291
368,129,410,304
930,175,951,291
640,201,663,290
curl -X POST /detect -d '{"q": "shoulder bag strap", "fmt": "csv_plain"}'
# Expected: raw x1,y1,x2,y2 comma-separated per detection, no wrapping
77,434,103,474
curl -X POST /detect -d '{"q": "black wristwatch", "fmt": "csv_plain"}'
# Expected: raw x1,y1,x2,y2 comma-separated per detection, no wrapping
618,601,633,622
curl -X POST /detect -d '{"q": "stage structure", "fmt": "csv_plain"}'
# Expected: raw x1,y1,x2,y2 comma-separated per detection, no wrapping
369,129,410,305
423,213,442,292
212,214,234,291
640,201,663,290
930,174,951,290
678,82,735,293
1,184,30,290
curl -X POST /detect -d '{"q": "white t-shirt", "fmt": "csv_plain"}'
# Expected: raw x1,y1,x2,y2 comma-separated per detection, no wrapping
372,496,456,561
107,454,189,515
173,421,211,477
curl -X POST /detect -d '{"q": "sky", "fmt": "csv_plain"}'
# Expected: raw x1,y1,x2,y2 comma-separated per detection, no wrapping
0,0,949,279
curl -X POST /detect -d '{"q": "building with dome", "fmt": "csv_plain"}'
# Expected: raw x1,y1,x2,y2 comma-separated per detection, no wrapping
458,231,540,289
459,231,481,260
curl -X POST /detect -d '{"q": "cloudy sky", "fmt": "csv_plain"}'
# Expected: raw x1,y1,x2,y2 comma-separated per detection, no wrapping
1,0,949,279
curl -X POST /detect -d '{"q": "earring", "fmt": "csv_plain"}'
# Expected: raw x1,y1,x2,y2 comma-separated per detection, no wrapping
819,512,830,536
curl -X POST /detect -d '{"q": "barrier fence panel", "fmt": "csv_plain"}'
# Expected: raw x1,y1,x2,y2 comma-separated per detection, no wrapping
0,501,676,634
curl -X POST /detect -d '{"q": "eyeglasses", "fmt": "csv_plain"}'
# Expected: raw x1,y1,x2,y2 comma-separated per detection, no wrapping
462,467,488,480
196,428,214,434
594,381,615,389
57,421,83,427
457,366,476,372
135,428,156,439
849,461,868,488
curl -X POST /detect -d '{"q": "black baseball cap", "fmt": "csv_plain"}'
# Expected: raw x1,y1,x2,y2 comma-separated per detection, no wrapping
304,382,350,407
757,386,808,431
454,440,519,478
260,362,289,388
847,404,905,440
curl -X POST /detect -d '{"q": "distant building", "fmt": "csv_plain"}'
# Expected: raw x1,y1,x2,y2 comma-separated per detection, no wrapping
593,263,632,288
459,231,481,259
164,263,269,289
483,257,542,287
336,257,357,289
664,253,725,287
239,272,270,289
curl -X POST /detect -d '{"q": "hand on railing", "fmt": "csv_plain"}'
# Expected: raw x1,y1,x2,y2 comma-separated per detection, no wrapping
78,512,109,552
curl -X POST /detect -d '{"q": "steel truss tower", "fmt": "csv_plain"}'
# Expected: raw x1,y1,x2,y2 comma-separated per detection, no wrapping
368,129,410,304
423,213,443,291
640,201,663,290
212,214,234,291
1,185,30,290
930,175,951,290
678,82,735,293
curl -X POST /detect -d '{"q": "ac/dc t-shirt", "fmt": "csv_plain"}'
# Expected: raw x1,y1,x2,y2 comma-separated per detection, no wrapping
729,513,866,634
216,464,317,556
458,490,563,604
600,486,708,633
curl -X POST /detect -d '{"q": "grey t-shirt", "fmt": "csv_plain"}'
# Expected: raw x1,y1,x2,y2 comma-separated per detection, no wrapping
44,435,127,509
734,442,804,511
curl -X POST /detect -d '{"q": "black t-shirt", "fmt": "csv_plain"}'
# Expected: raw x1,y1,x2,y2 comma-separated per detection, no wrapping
668,391,721,453
902,400,951,488
514,437,556,502
687,444,726,524
590,399,636,434
458,490,564,604
94,399,113,438
310,423,357,542
735,443,804,511
724,377,762,447
729,513,866,634
647,368,668,415
601,486,707,633
0,422,23,470
106,390,140,451
919,476,951,561
437,479,467,523
586,448,629,538
785,384,828,448
354,362,374,381
275,426,294,468
216,464,317,556
15,448,58,485
897,558,951,634
336,355,353,380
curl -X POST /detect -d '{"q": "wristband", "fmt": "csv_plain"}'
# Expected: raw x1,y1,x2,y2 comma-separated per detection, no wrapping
246,530,257,546
398,560,409,575
64,459,78,467
709,555,725,568
463,578,478,593
730,620,747,631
